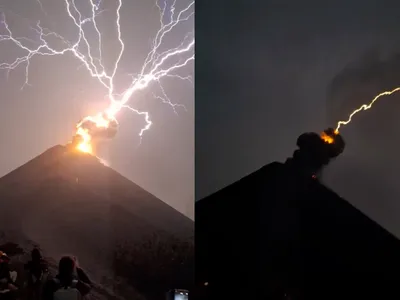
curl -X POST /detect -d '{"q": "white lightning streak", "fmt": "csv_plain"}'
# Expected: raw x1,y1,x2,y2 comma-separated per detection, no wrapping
0,0,194,150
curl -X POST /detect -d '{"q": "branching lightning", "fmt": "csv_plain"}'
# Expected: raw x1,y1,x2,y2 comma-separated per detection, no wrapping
0,0,194,154
335,87,400,133
318,85,400,146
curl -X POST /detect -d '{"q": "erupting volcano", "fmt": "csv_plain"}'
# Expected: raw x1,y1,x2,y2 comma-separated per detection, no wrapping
73,112,119,154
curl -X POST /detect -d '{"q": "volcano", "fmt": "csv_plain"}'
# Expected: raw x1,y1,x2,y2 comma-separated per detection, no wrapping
196,161,400,299
0,145,194,299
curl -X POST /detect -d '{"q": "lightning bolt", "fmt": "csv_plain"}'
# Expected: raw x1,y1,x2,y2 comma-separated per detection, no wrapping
0,0,194,154
335,87,400,133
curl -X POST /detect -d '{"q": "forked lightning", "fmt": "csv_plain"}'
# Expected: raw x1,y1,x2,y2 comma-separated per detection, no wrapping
0,0,194,154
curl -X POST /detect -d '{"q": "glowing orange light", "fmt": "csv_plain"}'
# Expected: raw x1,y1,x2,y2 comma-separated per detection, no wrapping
320,128,339,144
74,113,113,154
320,132,334,144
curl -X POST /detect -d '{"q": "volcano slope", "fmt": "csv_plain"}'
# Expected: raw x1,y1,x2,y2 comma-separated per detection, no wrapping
0,145,194,300
196,162,400,299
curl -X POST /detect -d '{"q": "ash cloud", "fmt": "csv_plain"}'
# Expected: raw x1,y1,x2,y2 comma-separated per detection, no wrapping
79,116,118,140
71,115,119,148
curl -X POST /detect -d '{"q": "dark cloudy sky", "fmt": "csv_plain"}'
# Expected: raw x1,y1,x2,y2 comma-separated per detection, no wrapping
196,0,400,237
0,0,194,219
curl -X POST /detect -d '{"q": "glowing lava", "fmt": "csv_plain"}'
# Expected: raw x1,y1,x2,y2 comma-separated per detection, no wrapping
320,129,339,144
75,127,92,154
74,112,118,154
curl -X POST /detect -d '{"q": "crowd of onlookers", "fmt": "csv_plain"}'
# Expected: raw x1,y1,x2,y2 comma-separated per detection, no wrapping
0,248,92,300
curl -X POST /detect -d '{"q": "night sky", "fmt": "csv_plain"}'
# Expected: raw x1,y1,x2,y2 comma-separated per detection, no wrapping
0,0,194,219
196,0,400,237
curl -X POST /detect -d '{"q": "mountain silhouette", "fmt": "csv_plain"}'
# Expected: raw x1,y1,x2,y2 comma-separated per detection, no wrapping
0,144,194,299
196,160,400,299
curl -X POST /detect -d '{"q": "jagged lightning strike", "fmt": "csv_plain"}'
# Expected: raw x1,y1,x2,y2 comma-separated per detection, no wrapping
320,87,400,145
335,87,400,133
0,0,194,154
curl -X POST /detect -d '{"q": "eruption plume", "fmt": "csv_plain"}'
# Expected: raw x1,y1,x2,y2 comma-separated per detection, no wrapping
0,0,194,155
74,113,119,153
293,128,345,176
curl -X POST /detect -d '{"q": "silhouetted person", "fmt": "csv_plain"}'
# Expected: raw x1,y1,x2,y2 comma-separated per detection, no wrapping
0,252,17,300
42,256,92,300
24,248,48,300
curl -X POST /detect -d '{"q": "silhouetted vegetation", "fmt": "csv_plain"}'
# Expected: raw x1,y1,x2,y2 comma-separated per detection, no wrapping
113,232,194,300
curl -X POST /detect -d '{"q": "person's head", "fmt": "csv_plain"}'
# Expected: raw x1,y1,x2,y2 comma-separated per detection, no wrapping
31,248,41,261
58,256,76,278
0,252,10,265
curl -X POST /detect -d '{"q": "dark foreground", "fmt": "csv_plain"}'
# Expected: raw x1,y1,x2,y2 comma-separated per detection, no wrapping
196,161,400,299
0,145,194,300
0,235,194,300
